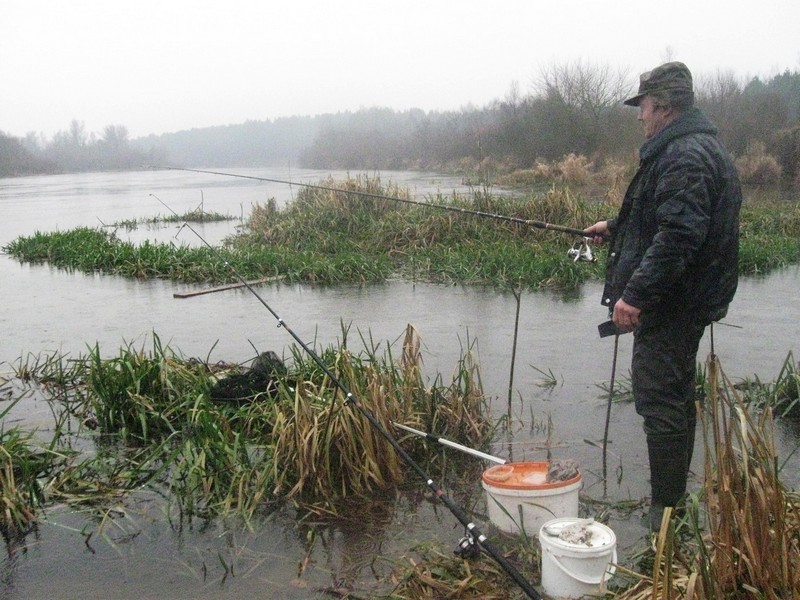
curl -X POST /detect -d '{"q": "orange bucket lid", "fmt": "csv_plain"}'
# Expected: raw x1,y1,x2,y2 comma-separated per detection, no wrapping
482,461,581,491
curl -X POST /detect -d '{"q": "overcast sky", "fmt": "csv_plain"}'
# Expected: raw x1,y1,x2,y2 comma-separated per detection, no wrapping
2,0,798,140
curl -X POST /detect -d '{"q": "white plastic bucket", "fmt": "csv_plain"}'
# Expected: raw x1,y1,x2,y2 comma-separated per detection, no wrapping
539,517,617,599
481,461,581,535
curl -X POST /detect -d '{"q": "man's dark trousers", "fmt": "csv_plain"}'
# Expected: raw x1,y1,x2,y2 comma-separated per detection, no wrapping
632,307,706,529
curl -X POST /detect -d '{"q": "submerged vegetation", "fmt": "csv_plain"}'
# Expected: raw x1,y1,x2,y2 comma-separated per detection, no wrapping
103,205,234,230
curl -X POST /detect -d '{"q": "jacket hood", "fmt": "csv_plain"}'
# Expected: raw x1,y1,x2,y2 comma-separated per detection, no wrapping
640,108,718,163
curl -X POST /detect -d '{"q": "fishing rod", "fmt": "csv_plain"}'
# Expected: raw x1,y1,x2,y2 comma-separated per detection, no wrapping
155,166,597,262
150,193,544,600
392,422,507,464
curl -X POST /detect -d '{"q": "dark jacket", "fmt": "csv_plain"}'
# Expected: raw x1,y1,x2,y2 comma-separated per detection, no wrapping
602,108,742,323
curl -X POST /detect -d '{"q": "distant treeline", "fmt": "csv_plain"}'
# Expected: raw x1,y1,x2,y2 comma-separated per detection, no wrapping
2,64,799,181
0,123,162,176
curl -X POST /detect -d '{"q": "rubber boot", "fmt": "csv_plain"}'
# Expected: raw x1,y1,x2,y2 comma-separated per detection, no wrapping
646,433,689,533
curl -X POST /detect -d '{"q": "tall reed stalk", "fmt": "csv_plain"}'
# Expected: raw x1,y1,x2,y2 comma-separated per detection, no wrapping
695,355,800,598
616,353,800,599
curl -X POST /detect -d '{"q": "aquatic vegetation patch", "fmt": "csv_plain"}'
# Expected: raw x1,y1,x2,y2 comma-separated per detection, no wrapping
271,325,490,504
5,336,800,596
4,176,608,289
736,351,800,418
7,176,798,289
104,207,235,231
384,541,536,599
738,197,800,274
2,326,492,530
237,176,609,289
3,227,236,282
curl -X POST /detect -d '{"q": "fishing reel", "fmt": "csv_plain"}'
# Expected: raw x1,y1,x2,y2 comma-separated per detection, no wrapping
453,529,481,559
567,237,596,263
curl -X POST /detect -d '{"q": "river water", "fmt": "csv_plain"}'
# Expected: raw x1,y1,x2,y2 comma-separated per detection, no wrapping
1,168,798,599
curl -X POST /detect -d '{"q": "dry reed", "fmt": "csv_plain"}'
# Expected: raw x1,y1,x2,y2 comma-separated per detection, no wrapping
735,141,783,185
270,325,490,506
615,353,800,599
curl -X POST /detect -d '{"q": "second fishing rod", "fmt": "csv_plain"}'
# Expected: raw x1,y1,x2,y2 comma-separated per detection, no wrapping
151,193,544,600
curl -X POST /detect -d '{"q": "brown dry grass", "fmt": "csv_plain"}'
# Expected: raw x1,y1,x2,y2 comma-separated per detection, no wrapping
614,353,800,599
270,325,490,505
735,141,783,185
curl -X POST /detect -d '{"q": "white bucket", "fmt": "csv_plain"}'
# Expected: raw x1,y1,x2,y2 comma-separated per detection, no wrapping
539,517,617,599
481,462,581,536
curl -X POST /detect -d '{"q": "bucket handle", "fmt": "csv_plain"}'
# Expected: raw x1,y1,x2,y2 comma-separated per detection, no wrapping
547,548,617,585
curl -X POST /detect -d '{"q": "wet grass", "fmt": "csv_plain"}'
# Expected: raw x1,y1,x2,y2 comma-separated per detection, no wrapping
4,176,799,290
239,177,606,289
104,207,235,231
383,540,537,600
0,400,52,534
2,227,238,282
1,326,491,532
732,351,800,418
739,196,800,274
3,176,607,289
4,176,798,289
4,335,800,596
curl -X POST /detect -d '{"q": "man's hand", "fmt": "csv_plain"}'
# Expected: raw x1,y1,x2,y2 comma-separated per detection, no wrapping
583,220,609,245
613,298,641,332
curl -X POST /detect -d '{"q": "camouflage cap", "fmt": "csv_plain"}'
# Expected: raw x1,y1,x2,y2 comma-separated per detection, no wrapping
623,61,693,106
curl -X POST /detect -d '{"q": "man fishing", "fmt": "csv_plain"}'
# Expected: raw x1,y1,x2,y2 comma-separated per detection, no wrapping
583,61,742,532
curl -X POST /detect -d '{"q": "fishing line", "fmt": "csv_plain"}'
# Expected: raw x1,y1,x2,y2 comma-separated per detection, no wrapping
150,193,544,600
154,165,593,239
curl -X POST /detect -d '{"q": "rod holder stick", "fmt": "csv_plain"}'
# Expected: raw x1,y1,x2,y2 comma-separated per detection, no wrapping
508,284,522,415
392,422,507,464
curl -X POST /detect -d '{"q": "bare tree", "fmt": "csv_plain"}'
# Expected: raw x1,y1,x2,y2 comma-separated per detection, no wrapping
695,70,745,151
504,80,521,111
69,119,87,148
530,60,635,158
536,60,632,120
101,124,129,150
696,70,743,112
